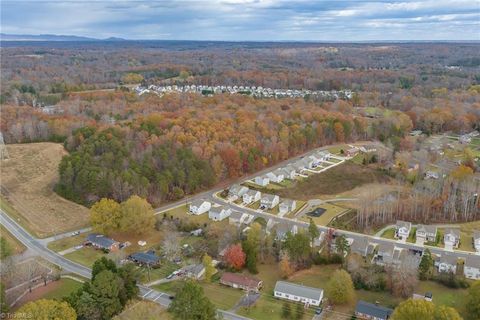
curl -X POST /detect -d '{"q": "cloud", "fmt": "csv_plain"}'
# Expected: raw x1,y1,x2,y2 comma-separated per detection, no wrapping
1,0,479,40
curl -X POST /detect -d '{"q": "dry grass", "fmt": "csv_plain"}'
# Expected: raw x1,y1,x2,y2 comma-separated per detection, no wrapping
1,143,89,237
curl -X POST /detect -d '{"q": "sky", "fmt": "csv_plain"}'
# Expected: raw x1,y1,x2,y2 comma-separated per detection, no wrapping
1,0,480,41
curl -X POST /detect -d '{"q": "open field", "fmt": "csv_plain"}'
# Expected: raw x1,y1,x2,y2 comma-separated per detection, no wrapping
47,233,86,252
276,162,390,200
114,301,172,320
63,247,106,267
1,225,26,255
154,278,245,310
301,203,350,226
1,143,89,237
455,220,480,252
12,278,82,310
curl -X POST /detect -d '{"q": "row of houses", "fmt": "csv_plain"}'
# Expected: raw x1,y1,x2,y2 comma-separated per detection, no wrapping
459,130,479,144
394,220,480,253
349,236,480,280
188,200,232,221
135,84,353,100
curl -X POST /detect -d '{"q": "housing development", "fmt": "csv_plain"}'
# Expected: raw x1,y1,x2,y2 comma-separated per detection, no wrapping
0,2,480,320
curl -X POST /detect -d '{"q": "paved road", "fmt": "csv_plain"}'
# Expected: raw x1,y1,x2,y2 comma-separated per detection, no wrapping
0,210,249,320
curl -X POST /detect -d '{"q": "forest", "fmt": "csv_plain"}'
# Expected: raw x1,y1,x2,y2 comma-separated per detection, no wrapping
1,41,479,208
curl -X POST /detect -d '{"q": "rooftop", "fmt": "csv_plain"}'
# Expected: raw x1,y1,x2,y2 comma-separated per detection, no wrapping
221,272,262,288
355,300,393,319
274,281,323,301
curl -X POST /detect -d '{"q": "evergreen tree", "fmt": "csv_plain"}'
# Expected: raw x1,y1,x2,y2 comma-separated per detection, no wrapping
418,249,433,280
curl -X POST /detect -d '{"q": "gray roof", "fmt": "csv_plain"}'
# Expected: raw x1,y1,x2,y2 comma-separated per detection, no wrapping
280,199,295,207
396,220,411,229
262,194,278,201
465,255,480,268
355,300,393,319
445,228,460,237
440,253,458,266
274,281,323,301
350,237,369,255
129,251,159,265
229,211,244,221
473,230,480,240
183,264,205,275
417,224,437,235
191,199,208,207
210,205,229,214
86,233,117,248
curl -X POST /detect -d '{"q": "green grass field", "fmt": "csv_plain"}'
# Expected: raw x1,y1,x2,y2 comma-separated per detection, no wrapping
160,204,211,226
63,247,106,267
42,278,83,300
1,225,26,255
381,228,396,239
47,234,86,252
139,261,179,283
301,203,350,226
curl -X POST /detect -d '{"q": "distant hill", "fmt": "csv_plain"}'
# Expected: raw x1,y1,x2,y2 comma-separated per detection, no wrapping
0,33,126,41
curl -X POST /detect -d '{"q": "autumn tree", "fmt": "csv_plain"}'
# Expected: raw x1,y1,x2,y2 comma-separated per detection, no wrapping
434,305,463,320
119,195,155,234
465,281,480,320
326,270,355,305
279,252,294,279
202,254,215,283
16,299,76,320
90,198,121,234
242,222,262,274
224,244,246,271
391,299,435,320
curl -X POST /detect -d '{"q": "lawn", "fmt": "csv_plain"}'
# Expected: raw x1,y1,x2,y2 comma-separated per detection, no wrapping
276,162,390,200
114,301,172,320
63,247,106,267
301,203,350,226
139,261,179,283
381,228,396,239
160,204,210,226
285,200,307,218
456,220,480,252
416,281,468,311
47,234,86,252
154,279,244,310
1,143,90,238
1,225,26,255
42,278,83,300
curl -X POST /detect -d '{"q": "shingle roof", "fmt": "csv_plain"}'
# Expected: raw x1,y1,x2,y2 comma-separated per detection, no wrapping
355,300,393,319
445,228,460,237
473,230,480,240
440,253,458,265
262,194,277,201
129,251,159,264
464,255,480,268
191,199,208,207
274,281,323,301
86,233,117,248
417,224,437,235
221,272,262,288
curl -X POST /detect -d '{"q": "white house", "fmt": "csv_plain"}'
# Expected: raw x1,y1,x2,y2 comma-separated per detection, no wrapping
416,225,437,244
280,166,296,180
395,220,412,241
444,228,460,250
464,256,480,280
274,281,323,307
209,205,232,221
316,151,330,162
254,175,270,187
279,200,296,215
189,200,211,215
260,194,280,209
228,184,249,201
266,169,285,183
437,253,458,274
242,190,261,205
473,231,480,253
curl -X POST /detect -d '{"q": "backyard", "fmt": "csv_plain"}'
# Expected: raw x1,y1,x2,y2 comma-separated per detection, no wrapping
300,203,351,226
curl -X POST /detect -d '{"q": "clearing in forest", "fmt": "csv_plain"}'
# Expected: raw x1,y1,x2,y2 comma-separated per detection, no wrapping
276,161,391,200
1,143,89,238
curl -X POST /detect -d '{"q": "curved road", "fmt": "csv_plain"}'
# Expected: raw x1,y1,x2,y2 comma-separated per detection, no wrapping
0,210,249,320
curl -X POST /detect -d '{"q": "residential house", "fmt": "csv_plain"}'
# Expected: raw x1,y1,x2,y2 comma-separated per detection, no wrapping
473,231,480,253
275,223,298,240
459,134,472,144
437,253,458,274
424,171,439,180
315,151,330,162
85,234,119,252
292,161,306,173
183,264,206,280
444,228,460,250
242,190,261,205
346,148,359,157
355,300,393,320
220,272,263,292
373,243,395,266
254,175,270,186
128,251,160,267
395,220,412,241
279,200,297,215
208,205,232,221
228,184,249,201
281,165,297,180
228,211,244,226
260,194,280,209
189,200,211,215
416,225,437,244
350,237,375,257
463,255,480,280
266,169,285,183
274,281,323,307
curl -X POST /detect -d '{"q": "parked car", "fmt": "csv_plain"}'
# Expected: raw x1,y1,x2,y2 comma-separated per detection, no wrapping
315,307,323,315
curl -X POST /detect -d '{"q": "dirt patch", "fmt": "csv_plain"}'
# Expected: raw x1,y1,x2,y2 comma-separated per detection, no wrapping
11,280,63,311
1,143,89,237
277,162,391,200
